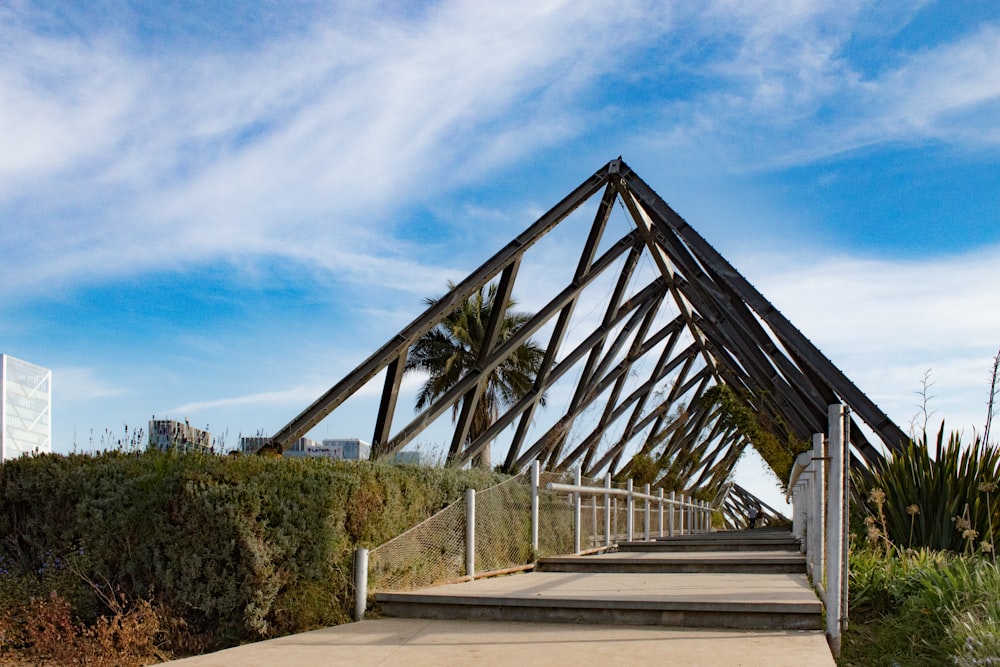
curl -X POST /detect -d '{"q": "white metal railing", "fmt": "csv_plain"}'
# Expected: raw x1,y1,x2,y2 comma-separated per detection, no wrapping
357,460,718,620
541,464,714,552
787,403,850,658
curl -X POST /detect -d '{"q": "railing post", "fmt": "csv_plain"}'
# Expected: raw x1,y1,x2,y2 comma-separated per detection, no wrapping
626,479,634,542
466,488,476,581
826,404,847,657
531,460,540,557
591,494,598,549
669,491,676,537
613,497,618,541
574,468,582,554
811,432,826,584
604,475,612,547
658,488,665,538
353,547,368,621
644,483,651,541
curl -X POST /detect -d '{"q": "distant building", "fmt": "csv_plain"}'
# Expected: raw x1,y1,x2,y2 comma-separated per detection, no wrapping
239,435,317,455
0,355,52,460
148,419,212,453
317,438,371,461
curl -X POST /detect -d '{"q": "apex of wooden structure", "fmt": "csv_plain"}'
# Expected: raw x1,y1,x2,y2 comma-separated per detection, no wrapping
268,158,905,497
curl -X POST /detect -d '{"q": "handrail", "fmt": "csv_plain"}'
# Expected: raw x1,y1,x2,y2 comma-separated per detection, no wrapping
787,405,850,658
785,451,814,502
545,482,714,511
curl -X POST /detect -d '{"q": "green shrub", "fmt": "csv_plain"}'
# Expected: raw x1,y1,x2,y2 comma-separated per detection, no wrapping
0,451,504,653
854,425,1000,553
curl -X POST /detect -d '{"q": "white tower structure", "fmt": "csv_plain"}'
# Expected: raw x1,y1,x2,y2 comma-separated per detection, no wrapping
0,354,52,460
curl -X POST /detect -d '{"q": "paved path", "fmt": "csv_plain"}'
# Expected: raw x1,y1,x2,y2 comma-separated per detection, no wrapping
165,530,836,666
165,617,833,666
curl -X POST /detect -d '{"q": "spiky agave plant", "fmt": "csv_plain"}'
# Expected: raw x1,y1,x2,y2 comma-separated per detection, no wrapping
855,424,1000,553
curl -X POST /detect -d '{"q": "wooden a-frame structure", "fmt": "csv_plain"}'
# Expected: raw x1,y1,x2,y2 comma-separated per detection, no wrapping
266,158,906,502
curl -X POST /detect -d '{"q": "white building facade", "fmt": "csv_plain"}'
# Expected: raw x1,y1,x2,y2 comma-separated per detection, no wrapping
0,355,52,460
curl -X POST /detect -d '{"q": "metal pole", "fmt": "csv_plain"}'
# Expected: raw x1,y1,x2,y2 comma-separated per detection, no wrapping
669,491,675,537
644,483,651,541
613,497,618,542
626,479,634,542
677,493,684,536
604,475,612,547
353,547,368,621
841,409,852,632
591,494,598,549
531,460,540,557
574,468,582,554
826,404,845,657
812,432,826,585
658,488,665,538
466,488,476,581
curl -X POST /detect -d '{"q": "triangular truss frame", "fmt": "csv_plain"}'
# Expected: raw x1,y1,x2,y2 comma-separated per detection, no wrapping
268,158,906,497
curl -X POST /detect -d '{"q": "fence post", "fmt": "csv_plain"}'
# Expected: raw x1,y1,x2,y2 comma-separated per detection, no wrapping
466,488,476,581
658,488,665,538
613,497,618,540
669,491,675,537
811,432,825,584
353,547,368,621
604,475,612,547
531,460,540,557
591,494,598,549
626,479,634,542
574,468,582,554
826,404,847,657
644,483,651,541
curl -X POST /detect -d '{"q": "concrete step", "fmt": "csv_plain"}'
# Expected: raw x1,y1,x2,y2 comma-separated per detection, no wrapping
619,530,800,553
376,571,822,631
536,550,807,574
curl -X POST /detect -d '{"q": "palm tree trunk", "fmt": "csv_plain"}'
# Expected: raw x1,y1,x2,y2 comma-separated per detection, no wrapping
472,441,491,469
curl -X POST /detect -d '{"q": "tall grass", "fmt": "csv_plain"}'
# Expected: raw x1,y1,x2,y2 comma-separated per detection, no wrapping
847,548,1000,665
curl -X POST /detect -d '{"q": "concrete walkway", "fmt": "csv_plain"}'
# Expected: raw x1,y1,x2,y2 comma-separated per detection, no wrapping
165,617,834,666
165,530,836,666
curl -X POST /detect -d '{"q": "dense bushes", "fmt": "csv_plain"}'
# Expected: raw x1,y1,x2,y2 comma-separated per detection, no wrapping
0,451,504,657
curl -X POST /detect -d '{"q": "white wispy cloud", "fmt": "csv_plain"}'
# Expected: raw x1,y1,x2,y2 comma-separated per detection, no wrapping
0,1,673,295
166,387,319,416
737,243,1000,436
644,3,1000,168
52,366,128,402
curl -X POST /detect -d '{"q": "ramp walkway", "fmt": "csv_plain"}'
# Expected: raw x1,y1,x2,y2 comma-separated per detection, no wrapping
166,528,835,666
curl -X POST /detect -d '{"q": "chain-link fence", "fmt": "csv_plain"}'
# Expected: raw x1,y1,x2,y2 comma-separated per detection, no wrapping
372,470,583,592
368,470,714,593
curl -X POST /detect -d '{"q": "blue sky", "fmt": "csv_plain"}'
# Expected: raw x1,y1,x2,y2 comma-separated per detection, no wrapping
2,1,999,508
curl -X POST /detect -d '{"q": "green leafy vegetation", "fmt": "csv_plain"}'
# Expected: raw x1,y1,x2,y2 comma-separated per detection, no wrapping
405,281,545,469
843,424,1000,665
0,451,504,660
854,425,1000,553
703,384,808,486
843,548,1000,666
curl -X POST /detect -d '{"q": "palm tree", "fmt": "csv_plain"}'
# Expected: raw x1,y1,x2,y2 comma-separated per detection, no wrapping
405,282,545,468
